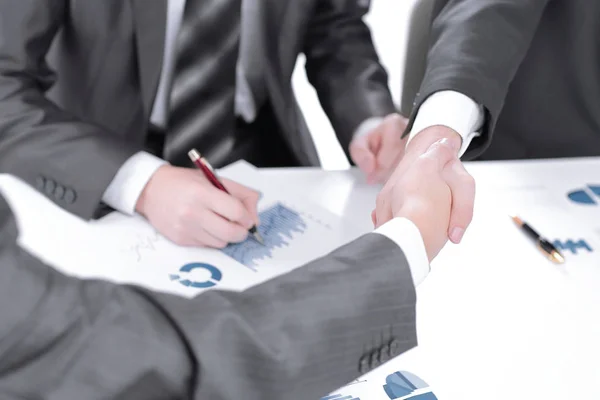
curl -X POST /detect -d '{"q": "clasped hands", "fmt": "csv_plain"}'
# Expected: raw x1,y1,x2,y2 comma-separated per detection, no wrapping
350,114,475,259
135,117,475,260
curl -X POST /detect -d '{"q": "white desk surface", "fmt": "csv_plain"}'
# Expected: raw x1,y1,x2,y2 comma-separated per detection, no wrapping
1,157,600,399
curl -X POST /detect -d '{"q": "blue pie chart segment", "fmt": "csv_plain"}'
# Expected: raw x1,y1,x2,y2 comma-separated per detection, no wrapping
383,371,433,399
589,185,600,196
568,190,596,205
409,393,438,400
169,263,222,288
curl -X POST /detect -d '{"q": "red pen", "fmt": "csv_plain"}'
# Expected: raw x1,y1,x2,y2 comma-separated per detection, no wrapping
188,149,265,245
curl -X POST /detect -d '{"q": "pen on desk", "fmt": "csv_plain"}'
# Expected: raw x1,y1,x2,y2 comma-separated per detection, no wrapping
510,215,565,264
188,149,265,245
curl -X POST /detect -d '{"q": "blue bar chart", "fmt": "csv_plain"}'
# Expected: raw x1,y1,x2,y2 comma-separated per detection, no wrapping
221,203,308,270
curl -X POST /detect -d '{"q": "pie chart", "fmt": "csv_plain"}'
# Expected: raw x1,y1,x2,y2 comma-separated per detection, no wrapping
383,371,438,399
169,262,222,289
567,185,600,205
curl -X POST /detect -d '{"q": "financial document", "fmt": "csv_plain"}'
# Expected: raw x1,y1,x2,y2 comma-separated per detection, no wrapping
77,161,366,297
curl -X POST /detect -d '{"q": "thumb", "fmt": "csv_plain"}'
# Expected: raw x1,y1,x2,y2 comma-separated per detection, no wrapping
350,135,376,176
443,159,475,243
420,138,457,170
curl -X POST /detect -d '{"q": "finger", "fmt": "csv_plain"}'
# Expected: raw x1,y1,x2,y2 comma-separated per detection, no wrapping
377,123,404,169
371,148,403,184
193,228,229,249
350,135,377,176
244,195,260,226
222,178,260,225
443,159,476,244
195,209,249,243
170,224,229,248
203,184,255,229
371,209,377,227
371,116,409,183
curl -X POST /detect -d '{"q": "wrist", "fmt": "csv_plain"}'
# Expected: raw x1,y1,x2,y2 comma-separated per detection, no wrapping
395,203,434,261
135,164,168,217
135,185,150,217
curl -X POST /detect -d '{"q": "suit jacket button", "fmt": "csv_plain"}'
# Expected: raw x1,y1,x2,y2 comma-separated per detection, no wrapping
358,354,370,374
379,344,391,364
36,176,46,191
44,179,56,196
371,349,382,367
54,185,65,200
388,338,400,357
64,188,77,204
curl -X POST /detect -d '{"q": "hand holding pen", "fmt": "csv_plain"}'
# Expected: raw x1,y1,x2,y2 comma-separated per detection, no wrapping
135,161,261,248
189,149,265,245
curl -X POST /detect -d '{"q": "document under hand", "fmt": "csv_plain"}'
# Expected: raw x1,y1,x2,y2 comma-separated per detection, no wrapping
85,161,365,298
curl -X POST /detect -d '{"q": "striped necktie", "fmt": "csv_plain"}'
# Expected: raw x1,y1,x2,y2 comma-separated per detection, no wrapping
165,0,241,167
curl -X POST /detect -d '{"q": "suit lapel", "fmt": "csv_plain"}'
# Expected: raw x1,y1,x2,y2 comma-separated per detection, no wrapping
130,0,167,118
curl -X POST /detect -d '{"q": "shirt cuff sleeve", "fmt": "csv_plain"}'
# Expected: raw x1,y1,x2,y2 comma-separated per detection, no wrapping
102,151,168,215
373,217,430,287
352,116,385,139
408,90,484,158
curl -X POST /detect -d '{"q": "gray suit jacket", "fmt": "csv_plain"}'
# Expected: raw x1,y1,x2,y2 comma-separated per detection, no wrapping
0,0,396,219
407,0,600,160
0,194,417,399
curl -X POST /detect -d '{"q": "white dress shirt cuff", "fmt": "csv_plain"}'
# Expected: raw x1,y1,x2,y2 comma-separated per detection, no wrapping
352,116,385,139
374,217,430,287
408,91,484,157
102,151,168,215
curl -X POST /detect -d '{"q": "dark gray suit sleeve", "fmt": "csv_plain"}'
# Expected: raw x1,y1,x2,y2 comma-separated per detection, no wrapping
0,196,417,400
0,1,139,219
303,0,397,154
405,0,551,159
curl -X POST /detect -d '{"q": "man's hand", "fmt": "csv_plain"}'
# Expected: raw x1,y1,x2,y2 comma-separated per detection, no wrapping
135,165,260,248
350,113,409,184
404,124,462,160
373,138,475,261
380,125,473,243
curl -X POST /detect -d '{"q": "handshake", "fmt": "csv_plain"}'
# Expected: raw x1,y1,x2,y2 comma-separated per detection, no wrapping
136,126,475,260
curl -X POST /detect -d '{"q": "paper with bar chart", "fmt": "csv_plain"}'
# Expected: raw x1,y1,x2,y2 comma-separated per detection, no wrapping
217,161,364,278
82,161,364,298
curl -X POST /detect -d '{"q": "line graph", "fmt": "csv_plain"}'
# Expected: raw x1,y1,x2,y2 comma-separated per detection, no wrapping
221,203,307,269
127,230,161,262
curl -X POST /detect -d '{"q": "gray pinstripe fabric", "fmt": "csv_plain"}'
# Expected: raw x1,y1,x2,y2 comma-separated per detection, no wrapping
0,194,417,399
